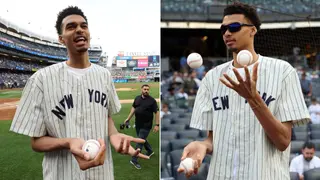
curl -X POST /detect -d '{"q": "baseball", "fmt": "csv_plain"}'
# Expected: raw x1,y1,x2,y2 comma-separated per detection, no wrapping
82,139,101,160
179,158,195,173
237,50,253,66
187,53,203,69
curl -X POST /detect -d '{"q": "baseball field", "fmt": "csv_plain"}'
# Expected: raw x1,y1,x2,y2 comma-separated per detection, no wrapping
0,82,160,180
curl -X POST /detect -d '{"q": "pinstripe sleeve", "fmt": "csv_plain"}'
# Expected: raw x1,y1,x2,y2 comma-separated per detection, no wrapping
10,76,46,137
189,75,213,130
274,68,310,126
107,71,121,115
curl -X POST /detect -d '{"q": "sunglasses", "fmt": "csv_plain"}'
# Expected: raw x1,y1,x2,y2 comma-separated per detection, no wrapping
220,22,255,35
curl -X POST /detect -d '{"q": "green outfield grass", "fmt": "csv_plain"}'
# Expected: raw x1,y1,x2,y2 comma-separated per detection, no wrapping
0,90,22,99
0,82,159,100
0,82,160,180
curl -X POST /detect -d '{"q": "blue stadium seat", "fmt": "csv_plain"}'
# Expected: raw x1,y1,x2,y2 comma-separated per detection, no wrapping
290,172,299,180
310,124,320,131
293,125,308,132
200,130,208,138
170,139,193,151
294,131,309,141
310,131,320,140
162,131,178,141
172,118,190,125
162,140,172,153
178,130,200,140
161,152,171,178
165,124,187,131
310,140,320,151
169,149,184,178
303,167,320,180
290,141,305,154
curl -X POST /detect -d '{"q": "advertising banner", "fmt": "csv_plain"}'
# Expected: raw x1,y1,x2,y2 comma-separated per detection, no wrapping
132,56,148,60
137,60,148,67
148,55,160,67
117,60,127,67
127,60,137,67
116,56,132,60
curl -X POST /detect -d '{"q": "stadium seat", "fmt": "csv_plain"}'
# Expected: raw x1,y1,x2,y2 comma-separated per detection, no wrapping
169,149,184,178
200,130,208,138
290,172,299,180
161,152,171,178
310,124,320,131
162,131,178,141
178,130,200,139
303,167,320,180
310,140,320,151
315,151,320,158
170,139,193,151
162,140,172,153
162,120,172,131
166,124,187,131
294,131,309,141
171,108,186,114
203,155,211,164
172,118,191,125
293,125,308,132
163,113,180,120
290,141,305,154
310,131,320,140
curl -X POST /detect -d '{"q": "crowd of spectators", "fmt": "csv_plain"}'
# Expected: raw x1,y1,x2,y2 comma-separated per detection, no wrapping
110,70,147,77
0,72,31,89
0,57,47,71
0,31,102,58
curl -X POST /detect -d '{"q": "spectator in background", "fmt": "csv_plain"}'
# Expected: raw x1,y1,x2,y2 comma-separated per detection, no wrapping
160,103,171,119
163,87,177,108
309,97,320,124
300,72,312,97
195,65,206,80
176,87,188,100
180,49,192,73
290,142,320,180
183,71,200,96
168,71,184,85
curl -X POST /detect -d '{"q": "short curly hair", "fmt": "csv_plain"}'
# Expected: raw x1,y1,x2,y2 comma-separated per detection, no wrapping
55,6,88,35
224,2,261,31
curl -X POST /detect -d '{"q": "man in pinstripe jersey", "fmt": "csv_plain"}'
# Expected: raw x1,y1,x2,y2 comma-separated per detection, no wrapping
178,2,310,180
10,6,149,180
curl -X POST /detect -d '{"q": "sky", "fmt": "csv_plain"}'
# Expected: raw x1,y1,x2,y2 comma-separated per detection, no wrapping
0,0,160,65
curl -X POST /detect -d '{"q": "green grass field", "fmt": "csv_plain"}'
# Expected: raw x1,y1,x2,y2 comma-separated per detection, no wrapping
0,82,160,180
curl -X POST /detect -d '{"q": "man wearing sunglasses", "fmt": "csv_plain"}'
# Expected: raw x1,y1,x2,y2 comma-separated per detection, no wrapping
178,2,310,180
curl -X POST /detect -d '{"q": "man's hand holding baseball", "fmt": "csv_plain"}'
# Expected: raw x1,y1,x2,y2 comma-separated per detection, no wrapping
69,138,106,170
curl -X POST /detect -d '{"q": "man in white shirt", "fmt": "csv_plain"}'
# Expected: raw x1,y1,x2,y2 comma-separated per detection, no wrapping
309,98,320,124
290,142,320,180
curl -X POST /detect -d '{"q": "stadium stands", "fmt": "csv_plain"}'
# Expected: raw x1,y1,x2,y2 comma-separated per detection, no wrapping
161,0,319,22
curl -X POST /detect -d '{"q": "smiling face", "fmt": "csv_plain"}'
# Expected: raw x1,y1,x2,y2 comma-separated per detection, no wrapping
221,14,256,53
59,15,90,54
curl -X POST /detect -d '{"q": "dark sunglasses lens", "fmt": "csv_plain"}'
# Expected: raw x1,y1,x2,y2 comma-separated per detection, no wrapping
228,23,242,32
220,25,228,34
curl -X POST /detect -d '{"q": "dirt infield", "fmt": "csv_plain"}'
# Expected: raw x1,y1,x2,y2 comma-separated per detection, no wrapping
0,98,160,121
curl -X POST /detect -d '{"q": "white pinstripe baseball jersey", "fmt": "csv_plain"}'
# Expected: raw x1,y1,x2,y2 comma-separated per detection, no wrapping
10,62,121,180
190,55,310,180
